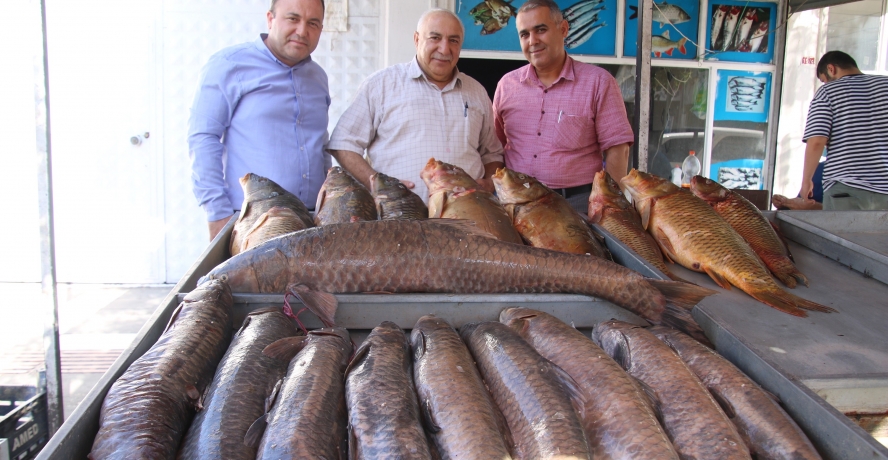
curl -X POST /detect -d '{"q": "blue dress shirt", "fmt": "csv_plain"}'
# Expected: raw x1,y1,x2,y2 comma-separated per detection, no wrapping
188,34,331,221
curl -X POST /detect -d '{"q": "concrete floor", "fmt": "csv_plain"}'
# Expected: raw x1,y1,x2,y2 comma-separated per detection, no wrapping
0,283,172,419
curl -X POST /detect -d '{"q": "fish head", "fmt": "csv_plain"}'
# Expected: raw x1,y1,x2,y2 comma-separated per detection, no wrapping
744,9,757,20
590,320,637,369
481,17,504,35
309,326,351,343
588,170,631,220
420,158,479,195
689,175,730,203
410,315,454,360
469,1,491,17
499,307,541,336
619,169,678,202
491,167,550,205
321,166,357,190
200,256,261,293
370,172,411,198
240,172,288,201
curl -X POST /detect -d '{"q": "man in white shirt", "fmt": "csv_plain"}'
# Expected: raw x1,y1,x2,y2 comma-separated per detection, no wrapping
327,8,504,202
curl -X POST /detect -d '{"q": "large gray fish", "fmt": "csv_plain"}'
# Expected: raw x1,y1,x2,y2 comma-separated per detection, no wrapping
652,327,822,459
501,308,678,460
177,307,299,460
410,315,514,459
314,166,377,225
370,171,428,220
231,173,314,255
461,321,591,459
593,320,751,460
201,220,716,341
246,327,352,460
90,280,233,459
346,321,432,459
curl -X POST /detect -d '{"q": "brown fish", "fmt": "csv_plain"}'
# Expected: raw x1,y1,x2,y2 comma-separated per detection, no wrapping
314,166,377,225
231,173,314,255
421,158,524,244
621,170,835,317
501,308,679,460
588,170,685,282
593,320,751,460
177,308,299,460
370,171,428,220
652,326,822,460
346,321,432,459
690,176,808,288
493,167,609,259
90,279,233,459
201,220,716,340
246,327,352,460
410,315,514,459
240,206,310,253
460,321,591,459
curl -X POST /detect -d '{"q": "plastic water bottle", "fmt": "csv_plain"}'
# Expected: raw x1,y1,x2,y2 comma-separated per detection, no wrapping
680,150,701,188
671,167,682,187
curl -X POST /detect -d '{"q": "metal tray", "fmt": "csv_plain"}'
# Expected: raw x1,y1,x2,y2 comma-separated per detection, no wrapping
776,211,888,285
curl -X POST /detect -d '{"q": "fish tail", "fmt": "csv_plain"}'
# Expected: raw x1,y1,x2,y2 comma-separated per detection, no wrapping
664,270,693,284
648,279,718,310
750,290,808,317
790,292,837,313
773,271,799,289
661,303,714,347
629,5,638,19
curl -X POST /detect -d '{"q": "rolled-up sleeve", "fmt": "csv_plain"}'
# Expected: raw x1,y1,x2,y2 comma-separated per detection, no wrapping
802,89,833,141
594,74,635,152
188,56,239,221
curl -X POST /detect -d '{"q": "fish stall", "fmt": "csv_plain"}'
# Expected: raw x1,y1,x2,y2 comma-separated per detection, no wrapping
35,210,888,459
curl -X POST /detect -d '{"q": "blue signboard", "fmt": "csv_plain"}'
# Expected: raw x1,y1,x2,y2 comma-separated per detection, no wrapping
704,0,776,63
714,69,771,123
623,0,699,60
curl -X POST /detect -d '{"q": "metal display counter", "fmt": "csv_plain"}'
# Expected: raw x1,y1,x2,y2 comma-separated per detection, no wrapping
38,212,888,459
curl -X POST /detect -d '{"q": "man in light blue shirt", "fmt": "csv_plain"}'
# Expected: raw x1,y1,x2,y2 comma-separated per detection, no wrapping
189,0,330,240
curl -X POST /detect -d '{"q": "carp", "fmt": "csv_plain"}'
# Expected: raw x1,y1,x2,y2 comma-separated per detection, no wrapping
201,220,716,340
240,207,311,253
410,315,514,458
621,170,835,317
501,308,678,460
370,171,428,220
90,280,233,459
230,173,314,256
652,327,823,460
493,167,609,259
593,320,751,460
420,158,523,244
314,166,377,225
346,321,432,459
246,327,352,459
177,307,299,460
690,176,808,288
588,170,685,281
461,321,591,459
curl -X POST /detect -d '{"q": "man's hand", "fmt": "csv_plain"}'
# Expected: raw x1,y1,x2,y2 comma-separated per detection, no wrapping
799,136,827,200
208,215,234,241
480,161,504,194
476,177,496,193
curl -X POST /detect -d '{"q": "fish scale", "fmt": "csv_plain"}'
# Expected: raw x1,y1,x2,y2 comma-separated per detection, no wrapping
315,166,377,225
461,321,591,460
501,308,678,460
231,173,314,256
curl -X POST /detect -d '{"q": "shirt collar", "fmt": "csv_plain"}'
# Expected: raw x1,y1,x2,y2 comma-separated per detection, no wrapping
255,33,313,69
409,56,462,91
520,55,576,88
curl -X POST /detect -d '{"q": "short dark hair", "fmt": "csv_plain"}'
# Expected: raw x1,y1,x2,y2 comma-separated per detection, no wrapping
517,0,564,22
269,0,325,15
816,51,858,77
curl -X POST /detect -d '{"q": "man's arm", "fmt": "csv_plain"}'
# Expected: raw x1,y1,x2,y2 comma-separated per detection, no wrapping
330,149,416,189
603,143,630,186
208,215,233,241
477,161,505,193
799,136,827,199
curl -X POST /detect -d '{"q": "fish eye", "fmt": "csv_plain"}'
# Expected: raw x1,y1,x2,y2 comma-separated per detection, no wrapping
220,274,228,282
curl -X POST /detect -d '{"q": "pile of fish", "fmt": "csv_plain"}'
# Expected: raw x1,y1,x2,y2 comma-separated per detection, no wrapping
90,294,822,459
563,0,608,49
711,5,769,53
468,0,517,35
601,169,836,317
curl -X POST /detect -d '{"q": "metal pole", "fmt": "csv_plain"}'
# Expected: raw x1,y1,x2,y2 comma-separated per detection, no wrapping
36,0,64,434
765,0,790,197
633,0,653,171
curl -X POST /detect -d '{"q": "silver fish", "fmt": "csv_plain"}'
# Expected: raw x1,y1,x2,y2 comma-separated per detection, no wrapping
630,2,691,27
729,77,765,88
565,0,605,21
566,22,607,49
722,6,742,51
563,0,603,18
733,10,757,49
711,5,729,48
732,86,764,95
750,21,768,52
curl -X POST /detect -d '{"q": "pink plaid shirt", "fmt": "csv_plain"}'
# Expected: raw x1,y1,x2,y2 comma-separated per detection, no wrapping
492,57,634,189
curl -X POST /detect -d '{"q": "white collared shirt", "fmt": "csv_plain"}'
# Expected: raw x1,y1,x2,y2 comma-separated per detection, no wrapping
328,57,504,202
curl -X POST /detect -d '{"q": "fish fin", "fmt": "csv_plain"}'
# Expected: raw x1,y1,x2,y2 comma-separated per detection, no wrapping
344,339,371,379
664,270,690,283
749,290,808,317
552,362,587,418
288,284,339,327
663,30,670,39
420,399,442,434
412,329,428,361
629,5,638,19
678,38,687,55
428,191,446,218
243,413,268,449
235,315,252,338
654,229,677,259
709,389,737,419
636,199,653,230
648,279,718,310
654,51,661,58
161,303,185,336
665,48,673,56
789,292,837,313
612,331,633,370
659,304,714,347
772,269,799,289
263,336,309,362
633,377,665,422
315,186,327,214
762,387,782,405
266,379,283,412
186,384,200,401
244,211,271,238
703,266,733,290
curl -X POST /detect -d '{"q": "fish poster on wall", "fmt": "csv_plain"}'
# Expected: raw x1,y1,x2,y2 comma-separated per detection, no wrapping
705,0,775,63
459,0,617,56
714,70,771,123
623,0,699,60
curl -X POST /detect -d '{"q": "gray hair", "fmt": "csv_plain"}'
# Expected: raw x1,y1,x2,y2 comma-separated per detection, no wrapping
517,0,564,22
416,8,465,37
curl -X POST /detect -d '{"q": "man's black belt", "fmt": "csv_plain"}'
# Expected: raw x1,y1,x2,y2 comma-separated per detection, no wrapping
552,183,593,198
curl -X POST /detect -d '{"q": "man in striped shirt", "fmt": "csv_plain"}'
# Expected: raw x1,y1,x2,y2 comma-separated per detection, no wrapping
492,0,634,215
801,51,888,210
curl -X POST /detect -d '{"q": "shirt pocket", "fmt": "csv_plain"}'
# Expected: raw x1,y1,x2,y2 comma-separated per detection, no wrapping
464,107,484,151
554,112,593,151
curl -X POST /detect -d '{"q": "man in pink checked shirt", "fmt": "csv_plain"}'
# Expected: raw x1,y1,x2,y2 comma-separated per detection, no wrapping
492,0,634,214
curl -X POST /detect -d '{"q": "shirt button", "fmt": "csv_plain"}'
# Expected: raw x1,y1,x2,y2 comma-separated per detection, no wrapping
534,155,537,158
541,110,545,114
300,146,304,150
302,174,307,179
544,90,548,93
537,132,541,136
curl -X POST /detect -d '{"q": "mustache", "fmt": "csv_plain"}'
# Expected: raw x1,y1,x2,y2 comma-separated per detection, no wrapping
288,34,309,44
431,52,453,61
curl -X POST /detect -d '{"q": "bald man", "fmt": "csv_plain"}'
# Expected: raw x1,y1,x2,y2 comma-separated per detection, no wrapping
327,8,504,202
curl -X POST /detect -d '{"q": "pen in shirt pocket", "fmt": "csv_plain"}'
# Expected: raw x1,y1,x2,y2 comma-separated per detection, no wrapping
464,101,468,117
